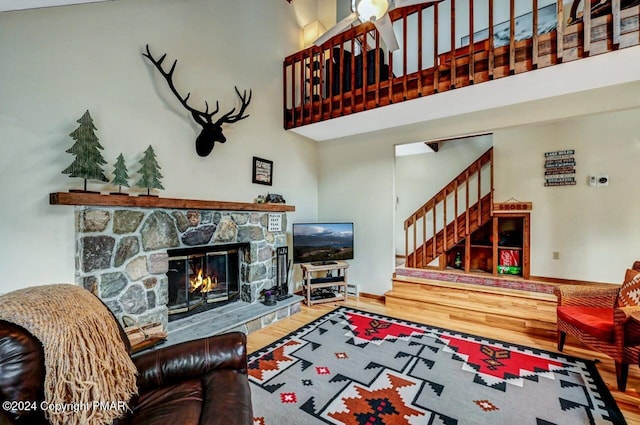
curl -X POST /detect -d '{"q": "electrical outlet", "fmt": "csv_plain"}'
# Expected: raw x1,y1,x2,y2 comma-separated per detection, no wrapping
553,251,560,260
588,176,597,187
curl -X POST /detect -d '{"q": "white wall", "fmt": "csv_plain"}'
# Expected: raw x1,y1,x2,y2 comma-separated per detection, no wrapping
3,0,640,298
0,0,318,294
494,110,640,283
317,135,396,295
394,135,493,256
318,82,640,296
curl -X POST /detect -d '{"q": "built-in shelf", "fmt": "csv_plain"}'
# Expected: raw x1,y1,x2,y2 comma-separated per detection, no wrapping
49,192,295,212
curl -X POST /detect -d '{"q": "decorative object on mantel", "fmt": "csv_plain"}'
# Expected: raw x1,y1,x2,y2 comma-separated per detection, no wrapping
110,153,130,195
544,149,576,186
256,193,286,204
61,110,108,192
265,193,286,203
252,156,273,185
143,44,252,157
134,145,164,196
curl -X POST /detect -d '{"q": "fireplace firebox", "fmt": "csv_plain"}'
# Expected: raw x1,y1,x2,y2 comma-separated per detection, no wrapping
166,244,244,316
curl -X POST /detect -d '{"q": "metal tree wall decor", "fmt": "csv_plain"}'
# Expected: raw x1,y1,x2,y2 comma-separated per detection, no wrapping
111,153,130,195
143,44,252,157
61,110,108,192
135,145,164,196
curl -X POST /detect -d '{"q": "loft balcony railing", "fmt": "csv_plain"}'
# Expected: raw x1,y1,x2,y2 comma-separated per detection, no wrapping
283,0,640,130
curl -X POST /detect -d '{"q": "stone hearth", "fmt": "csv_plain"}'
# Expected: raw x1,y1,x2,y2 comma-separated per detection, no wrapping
75,205,288,329
163,294,303,349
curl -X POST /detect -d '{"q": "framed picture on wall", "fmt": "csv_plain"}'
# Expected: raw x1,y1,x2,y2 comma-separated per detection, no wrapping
252,156,273,186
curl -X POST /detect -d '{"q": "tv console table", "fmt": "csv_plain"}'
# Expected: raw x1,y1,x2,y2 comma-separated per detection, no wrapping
300,261,349,306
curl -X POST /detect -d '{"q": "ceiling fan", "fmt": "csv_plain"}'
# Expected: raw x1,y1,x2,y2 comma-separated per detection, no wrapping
314,0,441,52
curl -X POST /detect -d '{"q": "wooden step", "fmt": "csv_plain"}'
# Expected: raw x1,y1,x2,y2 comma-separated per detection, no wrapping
385,275,558,338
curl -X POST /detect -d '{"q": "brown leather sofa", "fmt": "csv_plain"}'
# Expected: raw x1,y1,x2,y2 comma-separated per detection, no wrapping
0,320,253,425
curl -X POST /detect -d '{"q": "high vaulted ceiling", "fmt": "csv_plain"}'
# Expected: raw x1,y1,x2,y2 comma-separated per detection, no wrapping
0,0,112,12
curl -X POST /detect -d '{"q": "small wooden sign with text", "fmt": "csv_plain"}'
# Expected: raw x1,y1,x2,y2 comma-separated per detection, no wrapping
493,202,533,212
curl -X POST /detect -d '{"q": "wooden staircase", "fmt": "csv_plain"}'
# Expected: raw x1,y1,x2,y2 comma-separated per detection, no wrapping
405,148,493,269
392,146,559,338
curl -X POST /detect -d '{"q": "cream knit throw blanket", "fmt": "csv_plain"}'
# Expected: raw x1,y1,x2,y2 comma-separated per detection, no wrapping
0,284,138,425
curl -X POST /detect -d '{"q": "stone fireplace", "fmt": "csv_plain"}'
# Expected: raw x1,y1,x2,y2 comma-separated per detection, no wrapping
73,202,289,329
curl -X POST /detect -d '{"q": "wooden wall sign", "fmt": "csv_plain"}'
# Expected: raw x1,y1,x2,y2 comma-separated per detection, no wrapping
493,202,532,212
544,149,576,186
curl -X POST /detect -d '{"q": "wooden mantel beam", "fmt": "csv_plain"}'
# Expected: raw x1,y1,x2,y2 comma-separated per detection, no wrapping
49,192,295,212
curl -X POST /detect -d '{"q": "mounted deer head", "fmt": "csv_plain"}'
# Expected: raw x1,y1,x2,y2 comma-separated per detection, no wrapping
143,44,252,157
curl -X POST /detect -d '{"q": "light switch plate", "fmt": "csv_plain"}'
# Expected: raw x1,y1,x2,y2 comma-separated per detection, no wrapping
597,175,609,186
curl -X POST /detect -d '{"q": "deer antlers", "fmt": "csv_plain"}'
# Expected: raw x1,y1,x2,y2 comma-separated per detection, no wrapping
143,44,252,157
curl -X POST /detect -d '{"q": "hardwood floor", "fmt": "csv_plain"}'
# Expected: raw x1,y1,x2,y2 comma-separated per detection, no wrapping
247,297,640,425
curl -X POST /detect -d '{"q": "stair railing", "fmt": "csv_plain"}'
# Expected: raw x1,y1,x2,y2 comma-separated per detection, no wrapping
404,147,493,268
284,1,640,129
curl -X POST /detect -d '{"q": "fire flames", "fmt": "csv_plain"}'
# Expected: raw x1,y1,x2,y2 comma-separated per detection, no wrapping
190,268,218,294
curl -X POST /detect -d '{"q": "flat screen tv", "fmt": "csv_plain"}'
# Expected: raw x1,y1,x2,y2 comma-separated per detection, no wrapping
292,222,354,265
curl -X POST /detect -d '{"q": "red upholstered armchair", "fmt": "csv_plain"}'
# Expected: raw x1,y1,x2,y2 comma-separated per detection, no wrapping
555,269,640,392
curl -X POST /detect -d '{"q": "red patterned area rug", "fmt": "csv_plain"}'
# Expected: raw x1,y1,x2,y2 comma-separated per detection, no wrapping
248,307,626,425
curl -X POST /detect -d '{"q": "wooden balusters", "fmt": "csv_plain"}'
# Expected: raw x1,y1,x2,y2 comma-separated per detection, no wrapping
450,0,457,88
422,205,426,267
301,54,306,123
465,169,470,235
488,0,495,79
350,37,356,112
584,0,592,56
403,148,493,269
454,179,459,242
418,7,424,95
374,32,381,105
613,0,621,47
283,1,639,129
443,188,448,251
533,0,539,68
402,11,409,99
433,1,440,93
557,0,564,63
509,0,516,74
469,0,475,84
432,199,437,259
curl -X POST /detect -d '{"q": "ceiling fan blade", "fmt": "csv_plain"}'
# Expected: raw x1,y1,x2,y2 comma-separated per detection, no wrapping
393,0,441,8
374,13,400,51
314,12,360,46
